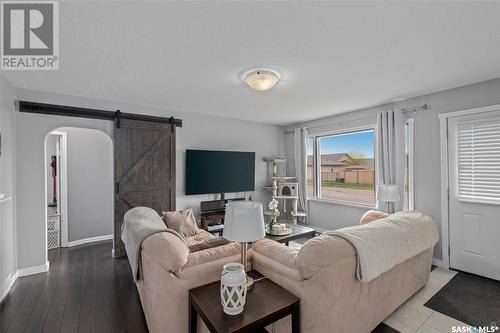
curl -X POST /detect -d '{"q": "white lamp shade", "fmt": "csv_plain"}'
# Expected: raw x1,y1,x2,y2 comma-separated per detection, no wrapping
377,184,401,202
223,201,265,242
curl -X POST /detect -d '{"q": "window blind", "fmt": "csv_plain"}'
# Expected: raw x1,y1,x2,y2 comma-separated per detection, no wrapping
457,117,500,204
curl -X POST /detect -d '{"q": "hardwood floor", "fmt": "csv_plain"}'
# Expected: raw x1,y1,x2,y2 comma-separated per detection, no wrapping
1,240,399,333
0,241,147,333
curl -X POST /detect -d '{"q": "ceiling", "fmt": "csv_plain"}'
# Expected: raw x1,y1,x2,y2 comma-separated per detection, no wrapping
3,1,500,125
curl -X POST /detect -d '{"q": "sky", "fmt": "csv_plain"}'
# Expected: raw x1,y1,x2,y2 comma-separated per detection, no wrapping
308,129,374,157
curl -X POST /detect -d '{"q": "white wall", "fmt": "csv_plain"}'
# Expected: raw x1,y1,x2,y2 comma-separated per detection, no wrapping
15,88,285,270
0,75,17,300
286,78,500,260
57,127,114,243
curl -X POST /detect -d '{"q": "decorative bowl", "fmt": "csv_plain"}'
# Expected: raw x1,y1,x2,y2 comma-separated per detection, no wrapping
265,223,293,236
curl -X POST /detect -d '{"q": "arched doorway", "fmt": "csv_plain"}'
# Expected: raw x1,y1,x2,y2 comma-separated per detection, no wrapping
44,127,114,252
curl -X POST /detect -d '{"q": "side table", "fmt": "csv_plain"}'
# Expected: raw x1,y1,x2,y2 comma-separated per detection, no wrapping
189,271,300,333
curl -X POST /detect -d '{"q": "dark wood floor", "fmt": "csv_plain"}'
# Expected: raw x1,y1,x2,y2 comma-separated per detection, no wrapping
1,240,398,333
0,241,147,333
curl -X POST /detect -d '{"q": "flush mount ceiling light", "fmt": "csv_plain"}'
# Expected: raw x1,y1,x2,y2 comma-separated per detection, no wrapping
242,69,281,91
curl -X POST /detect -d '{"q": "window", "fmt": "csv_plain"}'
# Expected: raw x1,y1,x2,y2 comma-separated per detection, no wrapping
456,117,500,204
404,119,415,210
308,129,375,206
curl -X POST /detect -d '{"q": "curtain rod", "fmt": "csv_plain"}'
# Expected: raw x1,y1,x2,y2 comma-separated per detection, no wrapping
401,104,429,114
18,101,183,128
286,104,430,134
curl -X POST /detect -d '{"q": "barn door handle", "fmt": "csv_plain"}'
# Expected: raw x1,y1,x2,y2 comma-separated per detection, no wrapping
115,110,121,128
115,182,120,194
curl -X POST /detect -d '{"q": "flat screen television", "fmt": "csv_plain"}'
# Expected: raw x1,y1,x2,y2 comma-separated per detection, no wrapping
185,149,255,195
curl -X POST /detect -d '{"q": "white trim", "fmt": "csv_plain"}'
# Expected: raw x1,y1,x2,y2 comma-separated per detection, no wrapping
405,118,415,211
18,261,50,277
47,131,68,247
0,271,18,303
439,115,451,269
68,234,113,247
438,103,500,271
308,124,376,138
438,104,500,120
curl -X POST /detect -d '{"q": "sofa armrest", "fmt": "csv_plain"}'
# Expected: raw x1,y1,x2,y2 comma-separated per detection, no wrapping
252,239,299,270
141,232,189,273
184,242,242,268
295,234,356,279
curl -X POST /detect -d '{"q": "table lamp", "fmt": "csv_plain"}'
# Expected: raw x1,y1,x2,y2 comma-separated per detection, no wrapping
223,201,265,290
377,184,401,213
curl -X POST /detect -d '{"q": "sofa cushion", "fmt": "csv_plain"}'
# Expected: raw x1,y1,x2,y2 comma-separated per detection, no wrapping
184,229,215,247
360,210,390,225
252,239,298,270
141,231,190,273
296,235,356,279
188,237,231,253
181,242,242,270
162,209,199,237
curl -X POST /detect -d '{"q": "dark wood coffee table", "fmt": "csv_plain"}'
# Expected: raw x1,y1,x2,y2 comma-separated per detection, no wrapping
189,271,300,333
265,224,316,246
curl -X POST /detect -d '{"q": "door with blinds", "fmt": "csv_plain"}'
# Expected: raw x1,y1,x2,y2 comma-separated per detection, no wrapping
448,110,500,280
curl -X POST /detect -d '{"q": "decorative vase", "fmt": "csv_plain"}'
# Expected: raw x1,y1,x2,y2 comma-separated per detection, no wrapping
220,262,247,315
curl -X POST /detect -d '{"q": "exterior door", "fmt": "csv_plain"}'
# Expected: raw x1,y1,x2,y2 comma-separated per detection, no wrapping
448,110,500,280
114,119,176,258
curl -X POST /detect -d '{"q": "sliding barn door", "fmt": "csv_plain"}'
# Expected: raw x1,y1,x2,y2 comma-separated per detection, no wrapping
114,119,176,258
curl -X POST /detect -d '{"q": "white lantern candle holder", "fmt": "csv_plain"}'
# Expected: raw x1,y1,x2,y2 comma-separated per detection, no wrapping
220,262,247,315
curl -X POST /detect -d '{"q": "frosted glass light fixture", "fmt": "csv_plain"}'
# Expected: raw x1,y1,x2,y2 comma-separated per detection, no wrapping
243,69,280,91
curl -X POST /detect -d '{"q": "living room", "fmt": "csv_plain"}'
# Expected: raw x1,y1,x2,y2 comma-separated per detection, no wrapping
0,1,499,333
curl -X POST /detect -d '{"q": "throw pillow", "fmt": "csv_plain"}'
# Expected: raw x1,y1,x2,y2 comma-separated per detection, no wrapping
188,237,231,253
162,209,199,237
360,210,391,225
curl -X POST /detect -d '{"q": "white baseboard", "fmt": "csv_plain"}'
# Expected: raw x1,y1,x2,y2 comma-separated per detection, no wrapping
18,261,50,277
432,258,448,269
68,234,113,247
0,271,19,303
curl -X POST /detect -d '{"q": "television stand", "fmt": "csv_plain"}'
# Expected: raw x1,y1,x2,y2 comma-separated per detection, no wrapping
200,197,245,235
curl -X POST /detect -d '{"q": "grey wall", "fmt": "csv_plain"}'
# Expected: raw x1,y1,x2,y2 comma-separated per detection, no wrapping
58,127,114,242
0,75,17,297
14,88,285,270
286,78,500,260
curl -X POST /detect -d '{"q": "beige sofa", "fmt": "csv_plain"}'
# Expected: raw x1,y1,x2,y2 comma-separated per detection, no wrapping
134,211,436,333
136,228,243,333
252,232,435,332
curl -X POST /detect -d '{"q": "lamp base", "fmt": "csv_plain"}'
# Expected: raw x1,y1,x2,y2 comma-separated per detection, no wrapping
246,275,254,291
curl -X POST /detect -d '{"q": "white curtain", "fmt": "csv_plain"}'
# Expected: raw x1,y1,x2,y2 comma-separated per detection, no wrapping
294,127,308,221
376,110,405,212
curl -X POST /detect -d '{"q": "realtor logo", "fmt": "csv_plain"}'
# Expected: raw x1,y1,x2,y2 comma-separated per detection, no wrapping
1,1,59,70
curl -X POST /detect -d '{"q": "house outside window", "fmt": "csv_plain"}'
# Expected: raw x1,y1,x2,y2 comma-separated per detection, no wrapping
307,128,376,207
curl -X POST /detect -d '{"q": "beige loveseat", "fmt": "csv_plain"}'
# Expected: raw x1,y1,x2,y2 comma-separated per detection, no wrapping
136,228,243,333
252,214,437,333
